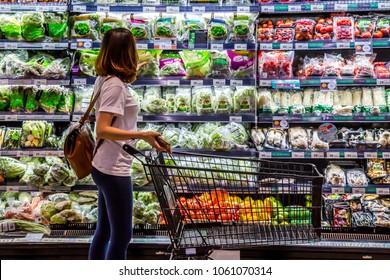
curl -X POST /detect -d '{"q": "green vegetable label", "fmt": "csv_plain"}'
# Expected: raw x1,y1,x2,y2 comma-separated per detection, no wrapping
218,100,228,109
240,98,250,110
11,134,19,141
214,58,227,65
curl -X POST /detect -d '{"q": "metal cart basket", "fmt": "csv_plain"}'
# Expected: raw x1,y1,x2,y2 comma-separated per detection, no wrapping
124,145,324,259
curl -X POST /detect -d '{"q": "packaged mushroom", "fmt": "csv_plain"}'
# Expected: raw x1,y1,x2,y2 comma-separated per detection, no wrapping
346,168,369,187
311,130,329,150
333,88,354,115
351,87,362,112
377,129,390,148
289,90,305,114
367,159,387,179
289,127,309,150
325,164,346,186
264,128,288,149
251,127,266,150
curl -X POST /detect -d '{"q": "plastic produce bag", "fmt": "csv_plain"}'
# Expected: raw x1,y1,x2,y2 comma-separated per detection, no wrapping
0,14,22,41
352,87,362,113
73,86,93,114
39,86,63,114
325,164,346,186
209,126,234,151
362,87,374,113
163,87,176,113
24,86,39,114
233,86,256,113
73,50,98,77
258,88,278,114
123,14,153,41
277,90,290,114
174,87,191,113
71,14,101,40
303,88,313,113
227,50,255,79
154,14,178,38
372,86,387,114
137,50,161,78
100,16,125,38
159,51,186,77
9,86,24,113
207,51,231,79
0,86,10,111
180,15,206,42
3,128,22,149
264,128,288,149
289,90,305,114
178,128,202,149
334,16,354,41
44,12,68,41
226,122,248,145
228,13,256,43
214,87,232,114
192,86,214,114
289,127,309,150
179,50,210,78
162,125,181,147
21,12,45,42
57,88,74,114
333,88,354,115
20,121,47,148
207,14,229,42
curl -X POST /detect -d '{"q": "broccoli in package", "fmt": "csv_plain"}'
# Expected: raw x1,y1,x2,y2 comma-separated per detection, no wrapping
174,87,191,113
159,51,186,77
179,50,211,78
227,50,255,79
233,86,256,113
0,14,22,41
137,50,161,78
192,86,214,114
71,14,101,40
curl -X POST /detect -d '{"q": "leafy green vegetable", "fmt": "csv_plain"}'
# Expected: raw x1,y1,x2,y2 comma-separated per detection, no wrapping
78,50,98,77
44,13,68,41
29,174,45,187
24,86,39,113
20,121,47,148
0,157,27,179
133,200,146,218
57,89,74,114
39,86,62,114
179,50,210,78
40,201,58,220
0,86,10,111
74,22,91,37
33,164,50,176
9,86,24,113
21,13,45,42
3,128,21,149
50,213,67,224
0,15,22,41
0,219,50,235
50,163,69,183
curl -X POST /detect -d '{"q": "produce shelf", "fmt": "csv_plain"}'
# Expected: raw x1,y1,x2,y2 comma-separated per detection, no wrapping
322,184,390,195
172,148,258,158
258,77,380,88
259,39,390,51
0,78,70,86
72,76,256,86
0,41,68,50
257,113,390,123
70,39,257,51
258,150,390,159
260,1,390,14
70,3,260,13
0,113,71,122
0,3,68,12
0,150,64,157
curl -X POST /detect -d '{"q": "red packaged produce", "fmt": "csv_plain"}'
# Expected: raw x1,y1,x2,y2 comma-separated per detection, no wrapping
275,19,294,28
334,16,354,41
354,54,376,78
274,28,294,42
314,33,332,40
300,56,324,77
315,18,333,34
323,53,344,77
295,18,316,41
258,51,294,79
374,62,390,78
354,16,377,39
258,27,274,42
374,16,390,38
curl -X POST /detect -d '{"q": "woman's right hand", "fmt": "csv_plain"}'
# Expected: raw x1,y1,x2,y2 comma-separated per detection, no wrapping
141,131,165,152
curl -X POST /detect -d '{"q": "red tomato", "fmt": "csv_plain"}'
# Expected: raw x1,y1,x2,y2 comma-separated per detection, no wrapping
220,213,232,221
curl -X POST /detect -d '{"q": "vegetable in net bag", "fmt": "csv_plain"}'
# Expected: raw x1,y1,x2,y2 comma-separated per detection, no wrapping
24,86,39,114
180,50,211,78
159,51,186,77
214,87,232,113
233,86,256,113
0,14,22,41
174,87,191,113
21,12,45,42
192,86,214,114
39,86,63,114
137,50,161,78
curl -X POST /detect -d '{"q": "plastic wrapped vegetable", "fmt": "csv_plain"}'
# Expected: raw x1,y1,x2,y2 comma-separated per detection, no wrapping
208,15,229,42
50,163,70,183
162,125,181,147
9,86,24,113
73,86,93,113
24,86,39,114
178,128,202,149
0,157,27,179
33,163,50,176
21,12,45,42
163,87,176,113
154,14,178,38
227,50,255,79
0,14,22,41
38,86,62,114
194,122,221,149
100,17,125,37
159,51,186,77
44,12,68,41
192,86,214,114
226,122,248,145
63,169,78,187
142,87,167,114
137,50,161,78
228,13,256,43
207,51,231,79
71,14,101,40
73,50,98,77
174,87,191,113
3,128,21,149
214,87,232,113
124,14,152,41
209,126,234,151
57,88,74,114
180,15,206,42
20,121,47,148
0,86,10,111
233,86,256,113
179,50,211,78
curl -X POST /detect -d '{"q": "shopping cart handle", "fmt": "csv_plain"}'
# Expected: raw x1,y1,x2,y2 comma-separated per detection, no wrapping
123,144,142,156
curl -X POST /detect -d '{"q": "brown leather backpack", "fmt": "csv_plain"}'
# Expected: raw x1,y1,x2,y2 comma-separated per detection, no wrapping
64,77,114,179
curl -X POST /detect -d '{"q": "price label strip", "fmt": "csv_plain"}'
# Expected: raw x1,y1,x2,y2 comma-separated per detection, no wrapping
377,188,390,195
332,187,345,194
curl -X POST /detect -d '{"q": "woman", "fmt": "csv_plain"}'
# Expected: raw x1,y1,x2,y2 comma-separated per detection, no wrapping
89,28,164,260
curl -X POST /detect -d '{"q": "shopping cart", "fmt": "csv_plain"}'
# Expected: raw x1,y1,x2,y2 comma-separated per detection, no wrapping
124,145,324,260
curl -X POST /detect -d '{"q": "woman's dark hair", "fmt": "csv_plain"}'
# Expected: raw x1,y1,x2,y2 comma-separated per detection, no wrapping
95,28,138,83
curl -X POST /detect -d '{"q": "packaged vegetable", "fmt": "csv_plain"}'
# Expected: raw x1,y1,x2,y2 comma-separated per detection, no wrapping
57,88,74,114
24,86,39,114
352,87,362,112
178,128,202,149
73,86,93,113
289,90,304,114
21,12,45,42
303,88,313,113
162,125,181,148
225,122,248,145
3,128,21,149
208,16,229,42
372,86,387,114
20,121,47,148
71,14,101,40
333,88,354,115
227,50,255,79
174,87,191,113
277,90,290,114
0,14,22,41
314,18,333,40
333,203,351,227
257,20,274,42
258,51,294,79
124,14,153,41
311,130,329,150
294,18,316,41
354,16,376,39
257,89,278,114
9,86,24,113
334,16,354,41
179,50,210,78
228,13,256,43
354,54,375,78
137,50,161,78
72,50,99,77
0,86,10,111
214,87,232,114
264,128,288,150
194,123,221,149
154,14,178,38
163,87,176,113
374,16,390,38
346,169,369,187
323,53,343,77
325,164,346,186
209,126,234,151
100,17,125,38
142,87,167,114
44,12,68,41
289,127,309,150
206,51,231,79
361,87,374,113
233,86,256,113
0,157,27,179
39,86,63,114
192,86,214,114
274,28,294,42
159,51,186,77
180,15,206,42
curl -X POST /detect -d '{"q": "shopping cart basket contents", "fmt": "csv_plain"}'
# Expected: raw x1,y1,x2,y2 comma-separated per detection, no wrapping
123,145,324,259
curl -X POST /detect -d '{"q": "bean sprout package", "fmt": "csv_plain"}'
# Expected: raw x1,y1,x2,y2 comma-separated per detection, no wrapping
333,88,354,115
228,13,256,43
227,50,255,79
159,51,186,77
123,13,153,41
70,14,101,40
258,51,294,79
192,86,214,114
312,91,334,113
179,50,211,78
175,87,191,113
233,86,256,113
214,87,233,114
137,50,162,78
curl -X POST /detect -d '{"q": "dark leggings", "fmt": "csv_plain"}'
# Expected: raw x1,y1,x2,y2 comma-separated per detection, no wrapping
89,167,133,260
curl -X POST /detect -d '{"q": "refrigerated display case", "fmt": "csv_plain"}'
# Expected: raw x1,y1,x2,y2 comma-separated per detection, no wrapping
0,0,389,260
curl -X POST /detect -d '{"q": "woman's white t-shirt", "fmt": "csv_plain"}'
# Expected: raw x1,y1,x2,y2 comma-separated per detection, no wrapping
92,76,138,177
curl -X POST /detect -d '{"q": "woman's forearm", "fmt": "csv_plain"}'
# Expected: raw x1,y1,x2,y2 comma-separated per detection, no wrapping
96,126,146,141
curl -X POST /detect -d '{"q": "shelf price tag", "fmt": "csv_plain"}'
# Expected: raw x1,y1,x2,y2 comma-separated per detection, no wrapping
0,5,11,11
332,187,345,194
97,6,110,12
334,3,348,10
364,152,377,158
25,233,44,242
261,5,275,13
42,43,55,50
17,151,31,157
36,6,50,12
192,6,205,13
57,151,65,157
190,80,203,86
229,116,242,123
230,80,243,86
167,6,180,13
137,115,144,122
377,79,390,86
327,151,341,158
167,80,180,86
260,43,273,50
5,42,18,49
73,5,87,12
33,151,47,157
210,44,224,51
352,188,366,195
336,42,351,49
311,152,325,158
33,79,47,86
4,115,17,121
292,152,304,158
355,41,373,54
143,6,156,12
311,4,324,11
259,152,272,158
382,152,390,158
288,5,302,12
6,186,19,192
234,44,247,50
344,152,357,158
237,6,250,13
379,2,390,9
295,43,308,50
259,80,272,87
0,221,15,232
280,43,293,50
376,188,390,195
53,5,67,12
45,151,58,156
154,38,177,50
213,79,226,86
136,44,148,51
74,78,87,85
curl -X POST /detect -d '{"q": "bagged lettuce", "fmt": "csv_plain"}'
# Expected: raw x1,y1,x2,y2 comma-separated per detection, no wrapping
174,87,191,113
233,86,256,113
21,12,45,42
207,51,231,79
192,86,214,114
57,88,74,114
0,86,10,111
124,14,153,41
71,14,100,40
178,128,202,149
39,86,63,114
0,14,22,41
137,50,161,78
154,14,178,38
44,12,68,41
9,86,24,113
100,16,125,38
163,87,176,113
24,86,39,114
179,50,210,78
214,87,232,114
